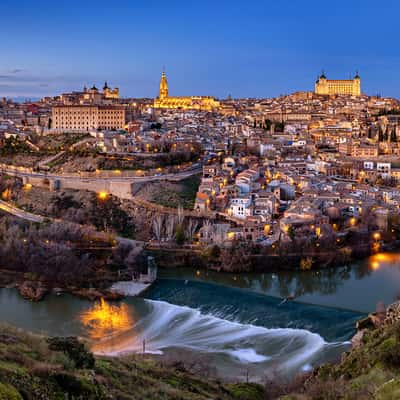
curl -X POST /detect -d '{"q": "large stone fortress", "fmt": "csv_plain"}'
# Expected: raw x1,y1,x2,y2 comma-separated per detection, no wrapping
315,72,361,96
153,71,220,111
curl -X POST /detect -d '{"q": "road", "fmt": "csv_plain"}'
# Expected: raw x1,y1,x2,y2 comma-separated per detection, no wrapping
0,199,143,248
0,164,202,183
0,200,44,223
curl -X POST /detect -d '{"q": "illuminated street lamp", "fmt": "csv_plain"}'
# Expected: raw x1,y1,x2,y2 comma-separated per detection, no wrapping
98,191,108,201
373,232,381,241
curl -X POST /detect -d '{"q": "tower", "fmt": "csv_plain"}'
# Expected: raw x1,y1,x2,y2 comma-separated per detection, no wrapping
353,71,361,96
159,70,168,99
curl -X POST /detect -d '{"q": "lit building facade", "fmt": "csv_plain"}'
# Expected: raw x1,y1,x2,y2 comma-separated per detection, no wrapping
103,81,119,99
315,73,361,96
154,71,220,111
52,105,125,132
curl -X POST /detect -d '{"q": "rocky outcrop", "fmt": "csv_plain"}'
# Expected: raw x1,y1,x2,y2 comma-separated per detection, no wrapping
18,281,48,301
353,302,400,348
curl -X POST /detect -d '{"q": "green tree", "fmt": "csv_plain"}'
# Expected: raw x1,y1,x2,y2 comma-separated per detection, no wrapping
175,225,185,246
47,337,95,369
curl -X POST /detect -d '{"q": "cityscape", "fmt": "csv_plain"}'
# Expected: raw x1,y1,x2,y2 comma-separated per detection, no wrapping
1,1,400,399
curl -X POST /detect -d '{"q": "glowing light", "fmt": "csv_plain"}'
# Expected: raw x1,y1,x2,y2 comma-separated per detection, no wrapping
196,270,201,276
371,261,380,270
80,298,133,340
350,217,357,227
373,232,381,241
1,189,11,200
98,191,108,200
24,183,32,191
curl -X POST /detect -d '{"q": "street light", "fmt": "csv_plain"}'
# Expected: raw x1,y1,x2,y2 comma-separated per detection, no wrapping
97,191,108,201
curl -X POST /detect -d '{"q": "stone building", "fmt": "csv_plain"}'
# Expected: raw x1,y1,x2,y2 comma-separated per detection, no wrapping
153,70,220,111
315,73,361,96
52,105,125,132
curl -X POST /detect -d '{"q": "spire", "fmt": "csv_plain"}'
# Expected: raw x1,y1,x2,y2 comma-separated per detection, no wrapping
159,69,168,99
103,81,109,90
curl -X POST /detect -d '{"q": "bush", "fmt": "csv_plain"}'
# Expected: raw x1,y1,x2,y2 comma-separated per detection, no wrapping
0,383,22,400
379,337,400,368
47,337,95,369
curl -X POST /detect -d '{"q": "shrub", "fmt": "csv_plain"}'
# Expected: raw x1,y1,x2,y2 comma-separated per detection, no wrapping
47,337,95,369
0,383,22,400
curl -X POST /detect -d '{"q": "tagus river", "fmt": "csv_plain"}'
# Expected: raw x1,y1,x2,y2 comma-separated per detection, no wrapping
1,252,400,381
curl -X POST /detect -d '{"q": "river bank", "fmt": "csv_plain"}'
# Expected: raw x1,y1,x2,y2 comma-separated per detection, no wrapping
0,268,125,302
147,238,399,273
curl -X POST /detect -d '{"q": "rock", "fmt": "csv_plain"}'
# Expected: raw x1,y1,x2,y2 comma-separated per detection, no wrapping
351,330,365,348
356,313,384,331
0,334,19,344
18,281,48,301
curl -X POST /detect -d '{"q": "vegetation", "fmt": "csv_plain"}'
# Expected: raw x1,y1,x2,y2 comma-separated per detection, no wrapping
0,324,265,400
147,175,201,209
0,137,32,156
0,215,143,289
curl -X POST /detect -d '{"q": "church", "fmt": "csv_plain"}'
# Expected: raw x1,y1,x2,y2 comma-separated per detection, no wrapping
153,71,220,111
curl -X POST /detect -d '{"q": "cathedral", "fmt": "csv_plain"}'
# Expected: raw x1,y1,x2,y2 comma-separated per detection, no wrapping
153,71,220,111
315,72,361,96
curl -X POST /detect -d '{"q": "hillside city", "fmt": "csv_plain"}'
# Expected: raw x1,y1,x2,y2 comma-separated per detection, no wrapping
0,71,399,272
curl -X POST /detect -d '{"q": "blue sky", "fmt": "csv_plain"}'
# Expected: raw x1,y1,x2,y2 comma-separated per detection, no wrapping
1,0,399,98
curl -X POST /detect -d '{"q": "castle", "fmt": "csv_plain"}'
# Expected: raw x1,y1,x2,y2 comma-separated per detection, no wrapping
153,71,220,111
315,73,361,96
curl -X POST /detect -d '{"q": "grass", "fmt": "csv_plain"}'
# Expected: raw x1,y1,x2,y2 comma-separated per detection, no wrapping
149,174,201,209
0,323,265,400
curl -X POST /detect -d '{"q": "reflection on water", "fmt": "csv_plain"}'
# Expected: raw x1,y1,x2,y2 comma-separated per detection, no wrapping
159,252,400,313
369,253,400,271
80,298,133,340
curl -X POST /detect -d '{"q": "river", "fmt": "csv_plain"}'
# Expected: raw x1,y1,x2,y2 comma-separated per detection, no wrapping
1,252,400,381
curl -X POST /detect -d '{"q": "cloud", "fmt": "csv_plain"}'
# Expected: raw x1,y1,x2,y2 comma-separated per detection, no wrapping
10,69,24,74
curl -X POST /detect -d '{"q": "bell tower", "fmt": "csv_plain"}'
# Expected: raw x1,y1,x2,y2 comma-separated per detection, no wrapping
159,70,168,99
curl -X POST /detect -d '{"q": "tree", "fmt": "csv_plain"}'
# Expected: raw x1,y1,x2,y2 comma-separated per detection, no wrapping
185,219,198,242
89,194,134,237
152,214,164,244
47,337,95,369
175,225,185,246
378,127,384,142
391,128,397,143
287,225,296,242
219,240,252,272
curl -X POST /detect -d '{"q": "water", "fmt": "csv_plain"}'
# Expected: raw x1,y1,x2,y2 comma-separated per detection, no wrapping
2,253,400,381
159,252,400,313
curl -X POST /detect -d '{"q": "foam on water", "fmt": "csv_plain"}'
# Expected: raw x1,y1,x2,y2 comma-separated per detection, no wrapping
93,299,348,380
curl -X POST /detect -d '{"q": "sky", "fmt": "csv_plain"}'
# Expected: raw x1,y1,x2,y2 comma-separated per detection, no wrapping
1,0,400,99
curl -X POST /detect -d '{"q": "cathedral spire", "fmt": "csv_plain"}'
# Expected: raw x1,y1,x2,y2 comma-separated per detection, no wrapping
159,69,168,99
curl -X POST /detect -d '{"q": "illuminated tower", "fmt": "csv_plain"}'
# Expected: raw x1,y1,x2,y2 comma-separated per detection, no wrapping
159,70,168,99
